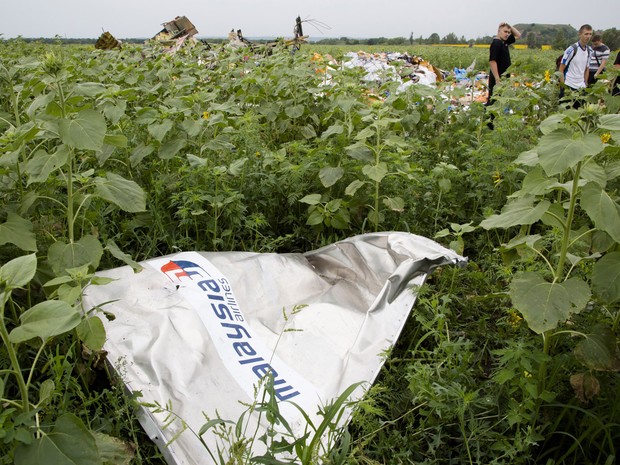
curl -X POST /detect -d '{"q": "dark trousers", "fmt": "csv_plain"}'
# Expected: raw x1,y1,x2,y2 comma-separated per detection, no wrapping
559,85,584,109
485,76,500,129
486,74,499,106
587,72,599,86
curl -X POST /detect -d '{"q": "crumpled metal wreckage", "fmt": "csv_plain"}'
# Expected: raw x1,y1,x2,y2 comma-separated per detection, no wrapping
148,16,202,54
82,232,465,464
95,31,122,50
152,16,198,43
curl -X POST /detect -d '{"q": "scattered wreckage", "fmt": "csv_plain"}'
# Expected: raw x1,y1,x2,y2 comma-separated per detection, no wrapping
94,15,489,105
95,16,202,55
315,51,488,105
227,16,308,52
96,15,308,55
341,51,444,89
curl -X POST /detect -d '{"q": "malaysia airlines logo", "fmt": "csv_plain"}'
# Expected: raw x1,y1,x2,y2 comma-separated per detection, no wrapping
160,260,209,282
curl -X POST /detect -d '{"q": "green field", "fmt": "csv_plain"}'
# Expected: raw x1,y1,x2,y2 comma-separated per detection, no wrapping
1,39,619,465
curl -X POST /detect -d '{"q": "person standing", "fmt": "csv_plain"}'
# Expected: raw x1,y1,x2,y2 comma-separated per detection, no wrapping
587,33,610,85
487,22,521,105
613,51,620,96
558,24,593,104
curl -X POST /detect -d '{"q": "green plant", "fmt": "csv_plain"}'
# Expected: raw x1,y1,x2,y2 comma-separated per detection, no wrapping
186,376,362,465
481,105,619,333
0,254,133,464
434,221,476,255
480,103,620,461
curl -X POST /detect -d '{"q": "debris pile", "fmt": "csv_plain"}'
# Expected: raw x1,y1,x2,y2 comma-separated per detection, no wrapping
450,64,489,105
322,52,490,106
341,51,444,91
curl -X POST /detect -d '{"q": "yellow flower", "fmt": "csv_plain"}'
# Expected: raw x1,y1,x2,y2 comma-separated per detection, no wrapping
492,170,503,187
544,70,551,83
507,310,523,327
601,133,611,144
202,111,210,120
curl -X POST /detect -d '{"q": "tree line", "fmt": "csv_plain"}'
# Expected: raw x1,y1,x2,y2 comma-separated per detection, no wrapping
516,24,620,50
2,26,619,50
313,26,619,50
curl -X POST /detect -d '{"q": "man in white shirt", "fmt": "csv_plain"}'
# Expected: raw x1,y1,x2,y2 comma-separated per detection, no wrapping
558,24,593,107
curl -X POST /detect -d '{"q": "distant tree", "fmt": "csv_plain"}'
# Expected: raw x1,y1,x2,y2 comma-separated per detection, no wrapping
514,23,577,47
387,37,407,45
526,31,541,49
428,33,440,44
409,32,413,45
418,35,423,45
602,28,620,51
367,37,388,45
553,29,568,50
557,25,578,46
442,32,459,44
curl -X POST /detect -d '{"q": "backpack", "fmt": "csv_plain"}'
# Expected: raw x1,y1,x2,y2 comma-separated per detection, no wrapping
555,43,591,73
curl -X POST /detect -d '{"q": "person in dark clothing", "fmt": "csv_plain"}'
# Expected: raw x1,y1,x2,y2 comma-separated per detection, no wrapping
487,22,521,105
486,22,521,129
613,52,620,96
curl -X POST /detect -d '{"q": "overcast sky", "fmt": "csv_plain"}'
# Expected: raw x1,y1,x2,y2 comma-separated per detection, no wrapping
1,0,618,40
